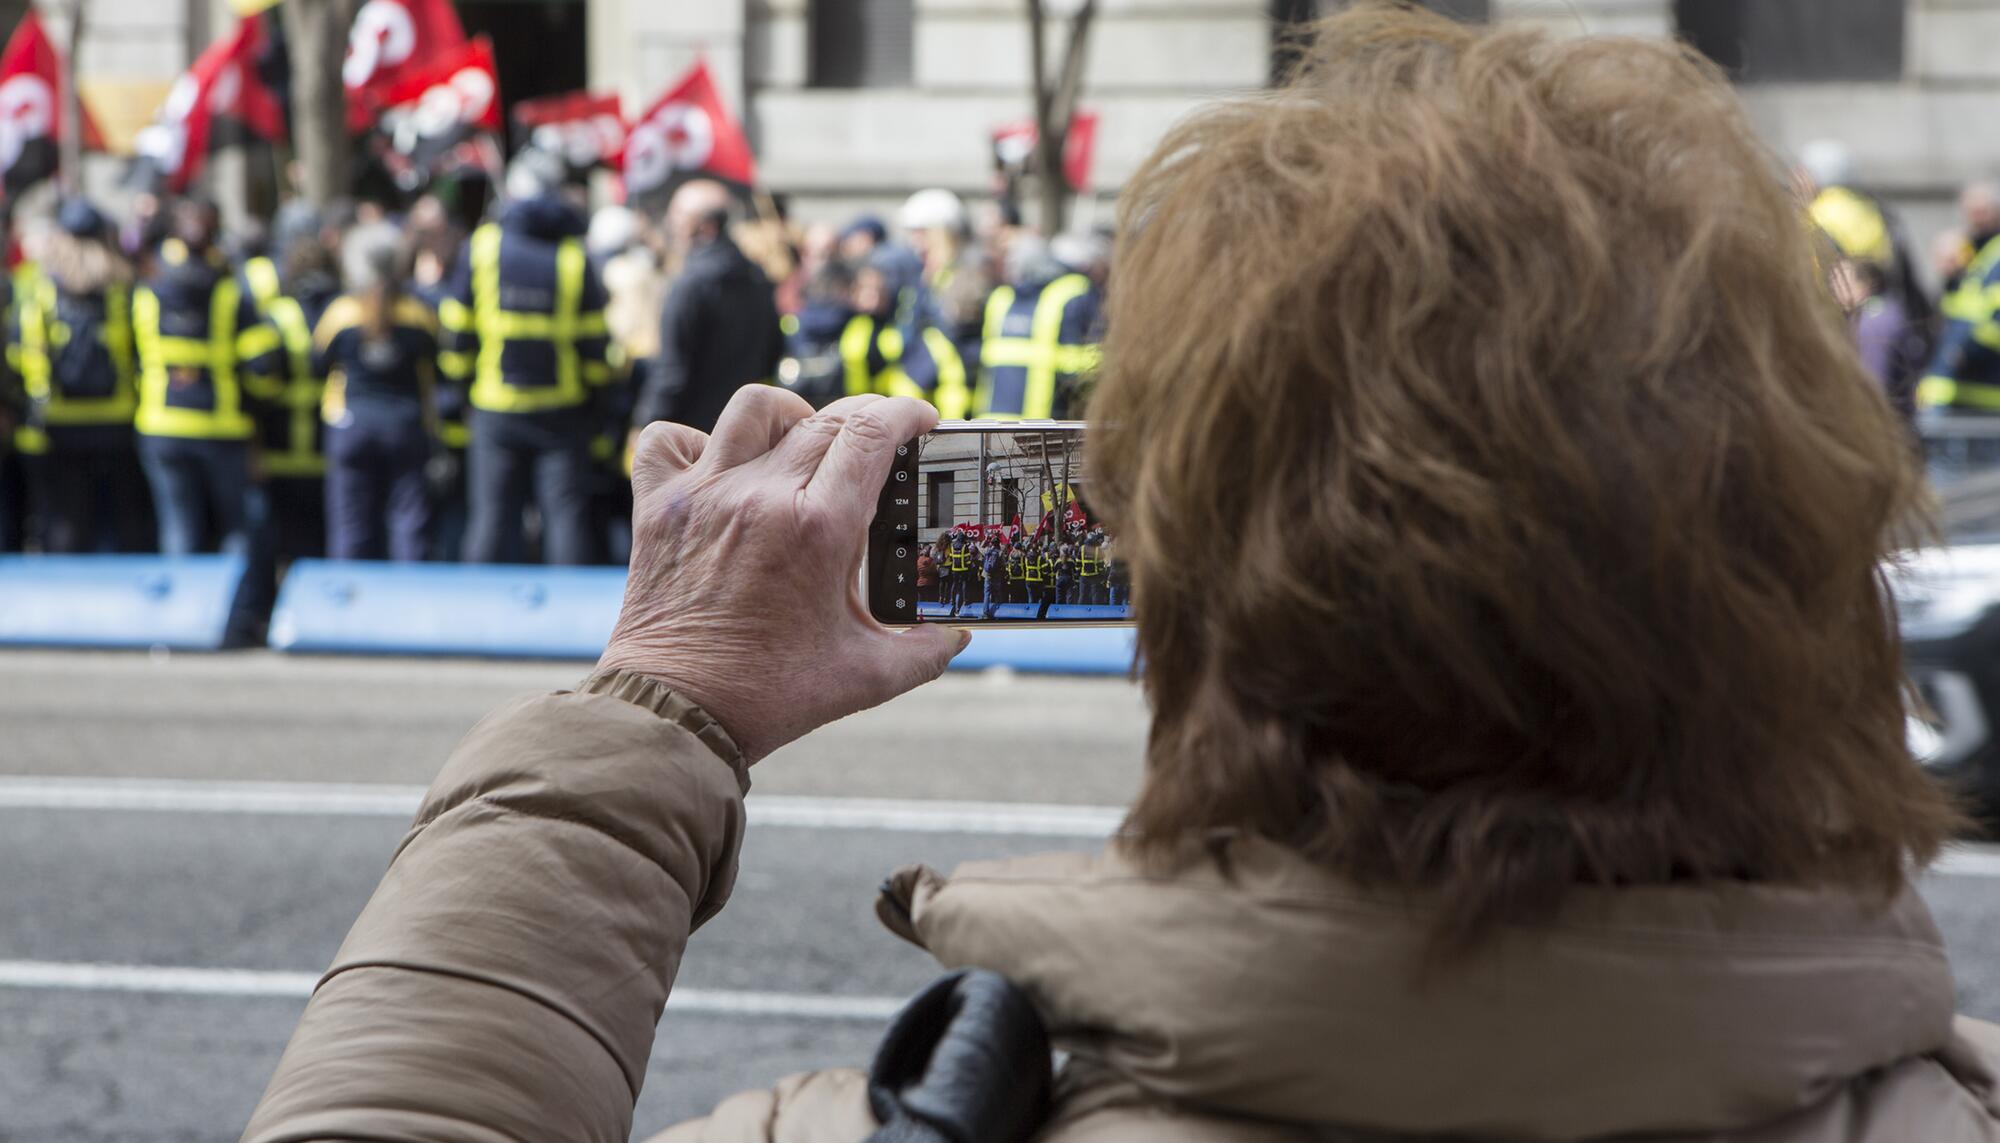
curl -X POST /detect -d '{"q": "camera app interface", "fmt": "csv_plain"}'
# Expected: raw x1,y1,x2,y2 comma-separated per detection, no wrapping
877,430,1130,623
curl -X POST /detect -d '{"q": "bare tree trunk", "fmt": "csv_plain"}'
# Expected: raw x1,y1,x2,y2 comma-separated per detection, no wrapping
58,0,84,194
1026,0,1097,235
1028,0,1055,232
283,0,359,206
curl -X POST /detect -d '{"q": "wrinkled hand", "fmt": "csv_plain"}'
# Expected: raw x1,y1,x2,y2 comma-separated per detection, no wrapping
599,388,970,763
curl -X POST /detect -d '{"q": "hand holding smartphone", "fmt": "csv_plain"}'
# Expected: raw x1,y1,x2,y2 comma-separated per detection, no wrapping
868,421,1133,627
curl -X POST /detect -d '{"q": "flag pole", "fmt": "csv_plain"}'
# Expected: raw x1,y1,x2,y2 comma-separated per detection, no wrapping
58,0,85,194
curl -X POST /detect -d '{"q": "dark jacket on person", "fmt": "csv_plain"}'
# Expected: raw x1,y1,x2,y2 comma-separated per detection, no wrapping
242,673,2000,1143
437,196,614,435
9,237,138,451
1852,293,1923,422
635,234,783,434
134,240,274,440
314,295,440,428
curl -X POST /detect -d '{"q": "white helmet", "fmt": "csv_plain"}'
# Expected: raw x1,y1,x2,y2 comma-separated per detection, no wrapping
899,188,967,235
1798,139,1855,191
587,205,640,258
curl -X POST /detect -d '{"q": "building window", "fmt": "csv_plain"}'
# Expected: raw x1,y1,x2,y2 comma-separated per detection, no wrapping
1273,0,1486,81
1001,478,1021,527
811,0,915,88
1416,0,1489,21
926,470,954,529
1674,0,1904,83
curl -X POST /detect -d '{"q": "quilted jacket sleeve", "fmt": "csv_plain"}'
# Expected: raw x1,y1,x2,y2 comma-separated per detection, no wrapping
241,670,749,1143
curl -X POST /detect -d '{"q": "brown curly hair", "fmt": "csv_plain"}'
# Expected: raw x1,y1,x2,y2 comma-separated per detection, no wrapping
1089,3,1957,948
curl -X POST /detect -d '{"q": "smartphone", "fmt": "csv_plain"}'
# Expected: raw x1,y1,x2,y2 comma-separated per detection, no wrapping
868,421,1134,627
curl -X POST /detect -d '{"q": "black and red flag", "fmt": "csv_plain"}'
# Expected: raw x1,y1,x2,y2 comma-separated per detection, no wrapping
0,11,104,199
620,60,756,202
513,90,625,174
374,35,501,189
991,108,1100,194
133,16,286,193
344,0,467,133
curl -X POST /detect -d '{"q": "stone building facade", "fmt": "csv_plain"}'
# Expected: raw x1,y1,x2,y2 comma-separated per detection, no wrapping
37,0,2000,246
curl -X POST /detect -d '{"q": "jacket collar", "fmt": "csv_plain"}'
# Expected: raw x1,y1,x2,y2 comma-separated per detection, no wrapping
883,835,1957,1139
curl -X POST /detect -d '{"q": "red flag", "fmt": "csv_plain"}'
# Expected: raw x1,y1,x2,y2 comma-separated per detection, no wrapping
989,108,1098,192
514,90,625,171
0,11,104,198
379,36,499,131
622,60,756,198
133,17,285,193
344,0,466,133
375,36,500,186
1062,109,1098,193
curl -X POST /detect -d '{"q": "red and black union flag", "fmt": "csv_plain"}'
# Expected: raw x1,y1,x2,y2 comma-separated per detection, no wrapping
374,35,503,189
344,0,467,133
514,90,625,176
132,16,286,193
620,60,757,204
0,11,105,200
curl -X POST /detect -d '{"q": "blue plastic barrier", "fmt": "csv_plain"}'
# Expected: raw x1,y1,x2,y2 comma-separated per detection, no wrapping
269,560,626,659
954,625,1137,675
0,555,247,650
269,561,1134,672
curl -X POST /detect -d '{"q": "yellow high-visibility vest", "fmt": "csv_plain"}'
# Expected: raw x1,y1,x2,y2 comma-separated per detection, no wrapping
10,270,136,454
134,275,260,441
975,273,1100,420
440,224,612,414
243,256,324,477
1919,233,2000,412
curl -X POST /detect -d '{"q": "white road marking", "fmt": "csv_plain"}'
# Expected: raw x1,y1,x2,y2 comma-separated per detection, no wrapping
0,776,1124,838
0,776,1992,875
0,960,904,1020
1938,846,2000,879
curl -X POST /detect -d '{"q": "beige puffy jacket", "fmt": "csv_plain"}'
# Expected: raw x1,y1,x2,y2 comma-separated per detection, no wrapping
244,675,2000,1142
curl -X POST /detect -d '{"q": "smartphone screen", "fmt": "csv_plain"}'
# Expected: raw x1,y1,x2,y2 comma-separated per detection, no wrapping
868,421,1132,626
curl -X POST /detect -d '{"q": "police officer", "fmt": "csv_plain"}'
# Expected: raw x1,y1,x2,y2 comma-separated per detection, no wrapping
1022,538,1047,604
841,252,972,418
242,228,340,562
440,151,617,565
1052,541,1078,607
133,198,277,561
406,222,469,560
840,260,899,400
1078,527,1106,606
317,222,439,561
1919,182,2000,425
7,199,151,553
976,234,1102,420
947,531,974,616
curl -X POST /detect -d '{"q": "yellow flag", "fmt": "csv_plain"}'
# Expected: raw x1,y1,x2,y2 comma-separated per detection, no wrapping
232,0,285,15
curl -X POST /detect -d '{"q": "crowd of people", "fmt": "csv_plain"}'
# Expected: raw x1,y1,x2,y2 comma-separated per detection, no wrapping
917,524,1126,618
1807,139,2000,454
0,146,1110,637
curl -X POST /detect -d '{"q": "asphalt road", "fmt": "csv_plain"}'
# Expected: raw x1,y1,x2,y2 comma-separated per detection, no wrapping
0,650,1995,1143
